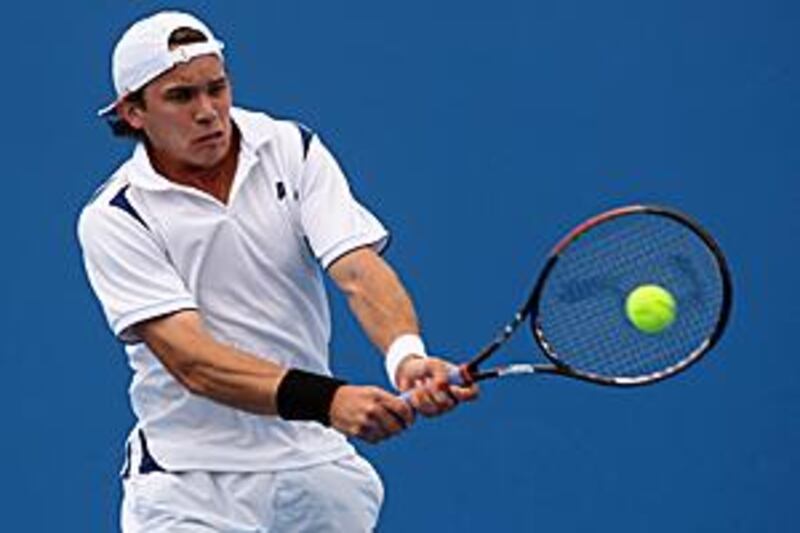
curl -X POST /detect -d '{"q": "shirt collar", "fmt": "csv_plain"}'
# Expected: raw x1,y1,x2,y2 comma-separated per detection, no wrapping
126,106,275,191
230,107,276,151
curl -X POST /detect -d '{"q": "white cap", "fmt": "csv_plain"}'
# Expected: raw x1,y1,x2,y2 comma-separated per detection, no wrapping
98,11,225,116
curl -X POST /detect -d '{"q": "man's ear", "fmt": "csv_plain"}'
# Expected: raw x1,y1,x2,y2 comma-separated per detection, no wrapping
116,99,145,130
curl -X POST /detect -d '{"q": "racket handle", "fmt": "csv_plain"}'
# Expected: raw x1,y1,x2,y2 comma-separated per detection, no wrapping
398,365,469,403
447,365,468,386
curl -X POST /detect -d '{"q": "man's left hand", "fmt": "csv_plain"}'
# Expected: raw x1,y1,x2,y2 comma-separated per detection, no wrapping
395,356,479,417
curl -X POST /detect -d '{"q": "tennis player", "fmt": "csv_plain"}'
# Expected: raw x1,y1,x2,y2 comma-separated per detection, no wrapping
78,10,477,532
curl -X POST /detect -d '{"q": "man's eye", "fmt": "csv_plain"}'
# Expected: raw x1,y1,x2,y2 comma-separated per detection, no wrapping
166,89,193,102
208,82,227,96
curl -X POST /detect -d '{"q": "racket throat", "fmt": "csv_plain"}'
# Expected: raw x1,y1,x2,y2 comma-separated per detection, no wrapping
473,364,539,381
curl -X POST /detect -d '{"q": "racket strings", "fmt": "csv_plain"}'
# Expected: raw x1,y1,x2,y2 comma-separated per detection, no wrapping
536,213,725,381
581,239,716,375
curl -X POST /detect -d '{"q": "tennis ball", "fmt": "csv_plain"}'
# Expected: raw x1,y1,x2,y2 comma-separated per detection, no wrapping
625,284,677,334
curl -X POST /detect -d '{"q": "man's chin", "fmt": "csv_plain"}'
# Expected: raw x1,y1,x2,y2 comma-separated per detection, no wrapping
189,145,229,169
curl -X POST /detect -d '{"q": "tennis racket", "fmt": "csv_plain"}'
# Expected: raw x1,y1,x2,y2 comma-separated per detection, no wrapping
415,204,732,392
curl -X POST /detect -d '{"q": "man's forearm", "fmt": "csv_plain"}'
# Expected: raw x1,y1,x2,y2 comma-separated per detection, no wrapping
327,248,481,414
328,248,420,353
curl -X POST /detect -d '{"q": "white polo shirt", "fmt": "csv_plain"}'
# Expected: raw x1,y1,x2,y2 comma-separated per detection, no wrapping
78,107,389,471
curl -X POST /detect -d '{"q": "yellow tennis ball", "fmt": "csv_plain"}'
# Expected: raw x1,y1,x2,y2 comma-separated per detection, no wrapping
625,284,677,334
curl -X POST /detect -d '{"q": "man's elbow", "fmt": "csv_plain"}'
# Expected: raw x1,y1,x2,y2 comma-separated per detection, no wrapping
134,311,217,396
329,247,387,296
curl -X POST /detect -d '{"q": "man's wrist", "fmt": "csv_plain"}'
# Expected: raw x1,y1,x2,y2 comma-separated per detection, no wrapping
276,369,346,426
385,333,428,390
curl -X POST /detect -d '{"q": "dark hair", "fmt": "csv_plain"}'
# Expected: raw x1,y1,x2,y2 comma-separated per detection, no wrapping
106,27,210,140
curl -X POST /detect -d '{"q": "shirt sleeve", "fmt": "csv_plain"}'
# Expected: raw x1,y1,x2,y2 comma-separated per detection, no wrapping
77,199,197,343
298,134,389,269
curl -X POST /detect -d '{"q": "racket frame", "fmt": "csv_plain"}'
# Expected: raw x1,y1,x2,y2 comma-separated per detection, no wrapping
459,204,733,387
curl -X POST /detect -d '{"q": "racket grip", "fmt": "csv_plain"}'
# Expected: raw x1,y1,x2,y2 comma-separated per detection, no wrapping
398,366,468,403
447,365,468,386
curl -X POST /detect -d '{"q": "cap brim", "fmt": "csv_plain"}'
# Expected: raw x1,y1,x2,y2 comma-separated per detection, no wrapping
97,99,119,117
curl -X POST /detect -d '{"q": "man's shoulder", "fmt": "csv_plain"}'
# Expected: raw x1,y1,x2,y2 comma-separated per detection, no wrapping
82,165,133,212
232,106,315,150
77,161,145,238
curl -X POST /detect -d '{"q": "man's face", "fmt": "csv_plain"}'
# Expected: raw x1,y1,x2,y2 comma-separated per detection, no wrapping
122,54,233,170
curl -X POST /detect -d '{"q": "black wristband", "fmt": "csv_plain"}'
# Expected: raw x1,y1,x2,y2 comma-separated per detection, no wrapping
276,369,346,426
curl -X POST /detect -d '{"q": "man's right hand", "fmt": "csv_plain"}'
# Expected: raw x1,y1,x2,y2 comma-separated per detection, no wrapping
329,385,415,443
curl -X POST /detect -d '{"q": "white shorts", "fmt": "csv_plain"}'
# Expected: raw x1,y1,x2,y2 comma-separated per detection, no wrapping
121,453,384,532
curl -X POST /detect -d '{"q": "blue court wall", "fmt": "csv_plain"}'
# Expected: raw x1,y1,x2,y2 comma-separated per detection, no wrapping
1,1,797,531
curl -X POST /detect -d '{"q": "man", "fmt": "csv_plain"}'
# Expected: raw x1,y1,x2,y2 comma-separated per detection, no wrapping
78,10,477,533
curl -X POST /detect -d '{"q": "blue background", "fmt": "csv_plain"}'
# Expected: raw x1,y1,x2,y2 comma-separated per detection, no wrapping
2,0,797,531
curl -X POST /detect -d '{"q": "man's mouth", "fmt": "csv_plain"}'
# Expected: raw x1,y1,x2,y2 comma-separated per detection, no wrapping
194,131,224,144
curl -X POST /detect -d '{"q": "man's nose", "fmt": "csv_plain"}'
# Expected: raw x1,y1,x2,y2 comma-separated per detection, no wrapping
194,93,218,124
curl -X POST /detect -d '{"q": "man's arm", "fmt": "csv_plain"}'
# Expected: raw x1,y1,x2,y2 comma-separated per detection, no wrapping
134,309,414,442
134,310,286,414
327,247,478,415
